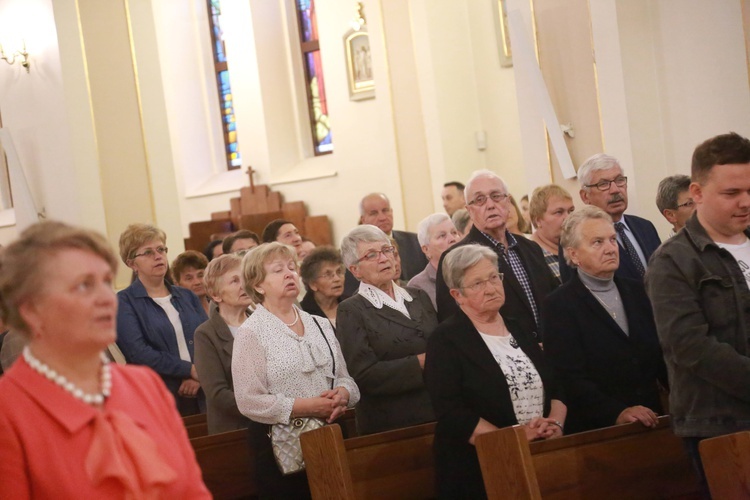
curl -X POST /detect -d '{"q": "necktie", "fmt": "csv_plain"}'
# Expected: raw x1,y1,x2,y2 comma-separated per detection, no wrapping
615,222,645,278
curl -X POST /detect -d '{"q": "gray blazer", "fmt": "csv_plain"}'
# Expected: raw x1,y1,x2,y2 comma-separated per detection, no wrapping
194,309,249,434
336,287,438,435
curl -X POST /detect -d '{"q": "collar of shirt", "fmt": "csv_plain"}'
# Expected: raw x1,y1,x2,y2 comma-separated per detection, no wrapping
480,229,517,253
357,281,413,316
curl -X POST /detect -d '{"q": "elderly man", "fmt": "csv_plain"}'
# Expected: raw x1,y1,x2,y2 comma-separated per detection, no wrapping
646,132,750,492
435,170,558,341
441,181,466,216
560,154,661,282
656,174,695,238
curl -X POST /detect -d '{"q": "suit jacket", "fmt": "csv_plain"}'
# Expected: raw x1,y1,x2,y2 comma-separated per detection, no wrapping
424,311,563,499
393,229,428,282
559,214,662,282
336,287,437,435
541,272,668,434
435,226,559,340
193,309,250,434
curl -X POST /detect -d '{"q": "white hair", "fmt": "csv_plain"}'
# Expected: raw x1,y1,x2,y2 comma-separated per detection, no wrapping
560,206,613,266
577,154,623,189
463,169,510,202
340,225,390,267
358,193,390,216
417,213,451,246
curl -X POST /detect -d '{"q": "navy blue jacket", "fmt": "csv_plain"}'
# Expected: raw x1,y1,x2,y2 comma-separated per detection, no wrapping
116,279,208,400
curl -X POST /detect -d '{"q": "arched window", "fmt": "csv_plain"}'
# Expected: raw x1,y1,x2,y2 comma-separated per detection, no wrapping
295,0,333,155
207,0,242,169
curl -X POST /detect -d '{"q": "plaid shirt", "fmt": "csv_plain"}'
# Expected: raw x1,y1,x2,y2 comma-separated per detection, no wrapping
480,230,541,329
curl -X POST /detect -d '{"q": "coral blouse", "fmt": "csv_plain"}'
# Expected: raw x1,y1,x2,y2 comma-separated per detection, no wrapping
0,358,210,499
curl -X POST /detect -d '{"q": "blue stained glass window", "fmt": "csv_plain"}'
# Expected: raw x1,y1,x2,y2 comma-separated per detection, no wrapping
208,0,242,169
296,0,332,155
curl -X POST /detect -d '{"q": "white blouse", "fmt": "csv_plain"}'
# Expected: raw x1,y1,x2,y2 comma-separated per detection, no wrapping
358,281,413,319
232,305,360,425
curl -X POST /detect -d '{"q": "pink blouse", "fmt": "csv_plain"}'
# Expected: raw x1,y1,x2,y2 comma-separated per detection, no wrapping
0,358,210,499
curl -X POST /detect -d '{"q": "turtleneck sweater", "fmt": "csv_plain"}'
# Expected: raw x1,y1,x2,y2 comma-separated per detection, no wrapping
577,269,629,335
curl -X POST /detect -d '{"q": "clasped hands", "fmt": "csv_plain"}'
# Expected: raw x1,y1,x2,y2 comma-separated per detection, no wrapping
310,387,351,423
522,416,564,441
178,364,201,398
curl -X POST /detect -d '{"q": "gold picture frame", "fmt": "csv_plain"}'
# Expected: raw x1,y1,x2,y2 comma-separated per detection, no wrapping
493,0,513,67
344,27,375,101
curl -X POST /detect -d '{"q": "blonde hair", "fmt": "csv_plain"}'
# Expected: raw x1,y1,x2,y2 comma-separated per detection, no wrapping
241,242,298,304
203,253,242,299
118,223,166,264
529,184,573,227
0,221,118,334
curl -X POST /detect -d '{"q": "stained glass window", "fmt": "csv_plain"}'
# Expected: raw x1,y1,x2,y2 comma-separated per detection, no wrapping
208,0,242,169
296,0,333,155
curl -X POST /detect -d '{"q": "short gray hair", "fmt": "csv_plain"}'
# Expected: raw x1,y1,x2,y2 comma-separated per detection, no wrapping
656,174,691,213
560,206,613,266
442,244,499,290
359,193,390,216
452,209,471,234
464,169,510,203
341,225,390,267
578,154,623,189
417,213,451,246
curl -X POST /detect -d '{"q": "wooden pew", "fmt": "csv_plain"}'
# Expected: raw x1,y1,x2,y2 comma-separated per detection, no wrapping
301,422,436,499
699,430,750,498
476,416,700,499
191,428,256,499
183,413,208,439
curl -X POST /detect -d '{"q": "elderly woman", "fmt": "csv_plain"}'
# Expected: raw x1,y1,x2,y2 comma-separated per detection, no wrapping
232,242,359,498
408,213,460,310
424,244,566,499
194,254,253,434
529,184,576,281
337,225,438,435
542,206,667,434
0,221,209,498
299,246,348,327
172,250,210,315
116,224,208,416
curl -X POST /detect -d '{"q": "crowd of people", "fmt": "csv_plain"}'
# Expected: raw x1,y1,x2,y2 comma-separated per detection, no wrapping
0,131,748,499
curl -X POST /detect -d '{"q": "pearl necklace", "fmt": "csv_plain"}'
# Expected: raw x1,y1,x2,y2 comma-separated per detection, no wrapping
23,347,112,405
284,307,300,327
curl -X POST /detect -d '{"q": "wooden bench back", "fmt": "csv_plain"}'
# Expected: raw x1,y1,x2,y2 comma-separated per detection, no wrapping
476,416,700,499
700,430,750,498
191,428,256,499
182,413,208,439
301,422,436,499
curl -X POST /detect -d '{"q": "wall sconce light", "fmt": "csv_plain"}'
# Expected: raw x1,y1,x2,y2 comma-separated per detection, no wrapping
0,41,30,73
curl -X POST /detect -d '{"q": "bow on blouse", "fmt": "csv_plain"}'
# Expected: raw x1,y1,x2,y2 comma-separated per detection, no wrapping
298,337,333,380
85,410,178,499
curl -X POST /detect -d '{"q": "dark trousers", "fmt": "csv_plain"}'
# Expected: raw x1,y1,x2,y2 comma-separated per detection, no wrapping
248,420,312,500
682,437,711,499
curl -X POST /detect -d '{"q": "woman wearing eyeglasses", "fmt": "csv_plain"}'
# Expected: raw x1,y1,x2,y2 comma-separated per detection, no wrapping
116,224,208,416
424,244,566,499
299,246,349,328
336,225,438,435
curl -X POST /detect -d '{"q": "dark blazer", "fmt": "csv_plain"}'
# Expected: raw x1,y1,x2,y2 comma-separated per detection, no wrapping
542,272,668,434
117,279,208,415
435,226,559,340
393,229,428,282
560,214,661,282
300,290,349,326
194,308,250,434
424,311,563,499
336,287,437,435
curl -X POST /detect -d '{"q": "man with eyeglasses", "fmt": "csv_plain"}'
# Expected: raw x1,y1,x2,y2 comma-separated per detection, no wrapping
656,174,695,238
560,153,661,282
435,170,559,342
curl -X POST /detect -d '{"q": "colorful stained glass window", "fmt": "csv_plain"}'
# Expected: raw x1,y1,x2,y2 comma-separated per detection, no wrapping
296,0,332,155
208,0,242,169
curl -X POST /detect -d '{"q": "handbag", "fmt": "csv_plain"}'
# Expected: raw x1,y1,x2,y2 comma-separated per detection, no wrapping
270,317,336,475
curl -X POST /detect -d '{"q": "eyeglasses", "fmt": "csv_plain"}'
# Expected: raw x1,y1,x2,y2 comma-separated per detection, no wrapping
461,273,504,293
467,192,510,207
584,176,628,191
356,246,395,263
133,246,168,259
676,199,695,209
317,269,345,280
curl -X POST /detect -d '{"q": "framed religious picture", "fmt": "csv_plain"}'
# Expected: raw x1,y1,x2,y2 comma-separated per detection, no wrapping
343,27,375,101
